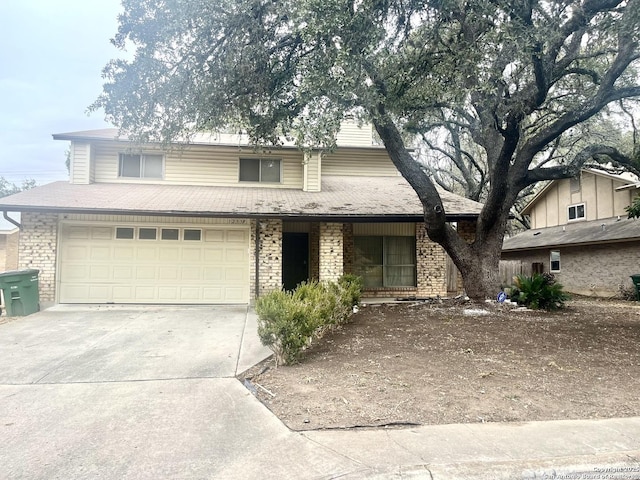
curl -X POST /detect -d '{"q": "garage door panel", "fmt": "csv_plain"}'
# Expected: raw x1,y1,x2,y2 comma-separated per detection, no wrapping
89,265,110,281
227,231,246,243
204,248,224,262
181,248,202,262
204,230,224,242
113,286,134,301
158,286,178,300
135,266,156,280
136,247,157,261
60,223,249,304
61,265,87,281
225,248,247,262
113,246,135,260
203,287,223,301
225,267,246,282
134,286,156,300
224,287,245,302
91,227,112,240
65,245,88,261
180,267,201,281
159,247,179,261
159,266,179,280
113,266,134,280
180,287,201,301
67,226,90,239
88,285,109,301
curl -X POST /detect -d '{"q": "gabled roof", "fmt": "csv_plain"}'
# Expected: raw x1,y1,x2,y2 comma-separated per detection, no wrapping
0,176,483,221
521,168,640,215
502,216,640,251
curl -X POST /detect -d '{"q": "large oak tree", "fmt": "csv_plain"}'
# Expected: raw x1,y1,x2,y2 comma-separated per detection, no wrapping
94,0,640,299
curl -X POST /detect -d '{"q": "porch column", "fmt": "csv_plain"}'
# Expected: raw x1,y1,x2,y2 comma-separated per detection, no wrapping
416,222,448,297
257,218,283,296
319,223,343,282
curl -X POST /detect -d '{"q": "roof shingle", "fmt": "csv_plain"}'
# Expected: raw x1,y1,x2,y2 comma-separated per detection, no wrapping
0,176,482,220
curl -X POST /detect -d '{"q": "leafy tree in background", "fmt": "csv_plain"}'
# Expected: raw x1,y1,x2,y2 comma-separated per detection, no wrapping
93,0,640,299
0,177,36,198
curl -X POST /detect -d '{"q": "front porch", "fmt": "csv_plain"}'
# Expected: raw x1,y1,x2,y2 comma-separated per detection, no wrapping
254,219,475,300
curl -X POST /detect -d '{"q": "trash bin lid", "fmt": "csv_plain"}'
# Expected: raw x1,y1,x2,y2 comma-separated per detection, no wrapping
0,269,40,279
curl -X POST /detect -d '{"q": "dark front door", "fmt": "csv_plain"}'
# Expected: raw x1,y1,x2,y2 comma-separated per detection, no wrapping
282,232,309,291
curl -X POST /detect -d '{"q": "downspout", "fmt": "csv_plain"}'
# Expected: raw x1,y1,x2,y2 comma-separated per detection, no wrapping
255,219,260,300
3,212,21,230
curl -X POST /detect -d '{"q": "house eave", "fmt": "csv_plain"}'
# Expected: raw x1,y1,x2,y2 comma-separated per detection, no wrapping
5,205,477,223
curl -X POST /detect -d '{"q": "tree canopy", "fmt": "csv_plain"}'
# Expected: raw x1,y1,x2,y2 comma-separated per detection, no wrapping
0,177,36,198
94,0,640,298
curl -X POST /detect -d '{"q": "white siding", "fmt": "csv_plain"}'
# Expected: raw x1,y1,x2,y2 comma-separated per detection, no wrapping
70,142,91,184
529,172,635,229
322,149,399,177
91,141,304,188
336,121,375,147
303,151,321,192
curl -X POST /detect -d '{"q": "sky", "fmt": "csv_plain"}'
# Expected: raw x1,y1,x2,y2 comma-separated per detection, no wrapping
0,1,124,185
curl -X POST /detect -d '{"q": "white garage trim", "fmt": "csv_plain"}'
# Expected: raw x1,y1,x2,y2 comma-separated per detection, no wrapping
58,220,250,304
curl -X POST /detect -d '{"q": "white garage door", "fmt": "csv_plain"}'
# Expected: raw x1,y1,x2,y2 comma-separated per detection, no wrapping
59,223,250,304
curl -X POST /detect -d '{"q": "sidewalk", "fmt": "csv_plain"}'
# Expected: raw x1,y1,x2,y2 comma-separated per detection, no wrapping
299,416,640,479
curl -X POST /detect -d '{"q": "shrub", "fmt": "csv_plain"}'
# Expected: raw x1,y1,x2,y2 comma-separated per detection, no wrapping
255,276,363,366
511,273,569,310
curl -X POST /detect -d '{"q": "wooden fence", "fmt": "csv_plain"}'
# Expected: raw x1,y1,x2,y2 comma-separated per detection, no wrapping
499,260,530,285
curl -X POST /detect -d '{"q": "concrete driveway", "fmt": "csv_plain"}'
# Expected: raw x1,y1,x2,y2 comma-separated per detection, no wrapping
0,306,359,479
2,306,639,479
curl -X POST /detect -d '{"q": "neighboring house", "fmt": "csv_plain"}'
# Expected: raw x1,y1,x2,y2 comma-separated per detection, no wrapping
502,168,640,297
0,217,19,272
0,122,482,305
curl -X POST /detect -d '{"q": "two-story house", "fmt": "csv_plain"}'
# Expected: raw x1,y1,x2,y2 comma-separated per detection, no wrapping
502,168,640,297
0,122,482,306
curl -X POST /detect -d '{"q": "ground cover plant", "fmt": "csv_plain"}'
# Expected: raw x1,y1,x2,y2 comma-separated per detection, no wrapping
242,298,640,431
255,275,363,366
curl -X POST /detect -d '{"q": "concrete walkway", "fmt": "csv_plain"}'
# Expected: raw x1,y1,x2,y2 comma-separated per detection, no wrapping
1,306,639,479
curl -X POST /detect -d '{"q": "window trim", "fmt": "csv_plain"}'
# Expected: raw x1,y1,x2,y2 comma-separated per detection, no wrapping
353,235,417,288
567,203,586,222
238,157,282,183
550,250,561,273
118,153,165,179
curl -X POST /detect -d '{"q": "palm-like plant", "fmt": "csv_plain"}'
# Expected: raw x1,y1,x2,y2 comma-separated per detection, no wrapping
512,273,569,310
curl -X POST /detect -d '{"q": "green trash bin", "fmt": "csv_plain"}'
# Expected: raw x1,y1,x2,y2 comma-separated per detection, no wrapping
631,275,640,301
0,269,40,316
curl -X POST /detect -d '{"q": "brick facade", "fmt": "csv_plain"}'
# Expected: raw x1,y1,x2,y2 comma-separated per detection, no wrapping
502,241,640,297
319,223,344,282
416,222,448,297
256,219,283,296
18,212,58,302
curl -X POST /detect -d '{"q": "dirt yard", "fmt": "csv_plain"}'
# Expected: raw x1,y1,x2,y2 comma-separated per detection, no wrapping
241,298,640,431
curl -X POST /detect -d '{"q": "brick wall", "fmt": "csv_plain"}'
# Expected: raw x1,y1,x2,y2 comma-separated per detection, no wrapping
18,213,58,302
319,223,344,282
501,240,640,297
256,219,282,296
416,222,448,297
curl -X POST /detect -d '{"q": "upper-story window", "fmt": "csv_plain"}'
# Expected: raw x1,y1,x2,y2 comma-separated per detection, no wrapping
568,203,585,221
119,154,164,179
239,158,281,183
